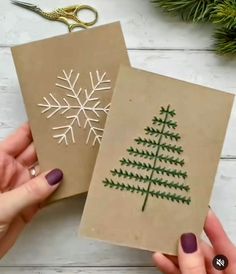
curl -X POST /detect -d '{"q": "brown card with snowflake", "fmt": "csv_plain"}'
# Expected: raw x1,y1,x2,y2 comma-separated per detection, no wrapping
11,22,130,202
80,66,234,255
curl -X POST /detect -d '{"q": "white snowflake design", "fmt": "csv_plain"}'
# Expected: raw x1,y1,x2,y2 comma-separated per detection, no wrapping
38,69,111,146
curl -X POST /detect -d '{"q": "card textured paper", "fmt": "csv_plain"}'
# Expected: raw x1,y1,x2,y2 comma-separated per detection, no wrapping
11,22,130,202
80,66,234,255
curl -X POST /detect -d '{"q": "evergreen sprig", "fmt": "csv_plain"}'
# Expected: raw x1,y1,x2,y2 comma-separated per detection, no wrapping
152,0,214,21
152,0,236,54
214,27,236,54
111,169,190,191
103,179,191,204
212,0,236,29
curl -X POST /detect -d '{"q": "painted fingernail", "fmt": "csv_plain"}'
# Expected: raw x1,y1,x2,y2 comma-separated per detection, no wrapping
45,169,63,186
181,233,197,253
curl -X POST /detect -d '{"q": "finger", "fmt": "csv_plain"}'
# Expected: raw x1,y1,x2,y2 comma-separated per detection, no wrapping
178,233,206,274
204,209,236,273
0,169,63,222
165,254,179,267
21,205,40,223
204,209,235,254
153,252,180,274
200,241,219,274
0,216,25,259
16,142,37,168
0,123,32,157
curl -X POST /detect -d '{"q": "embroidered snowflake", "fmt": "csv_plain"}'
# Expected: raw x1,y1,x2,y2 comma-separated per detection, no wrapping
38,69,111,146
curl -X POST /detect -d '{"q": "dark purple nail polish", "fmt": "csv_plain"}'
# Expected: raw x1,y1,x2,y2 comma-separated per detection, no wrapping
45,169,63,186
181,233,197,253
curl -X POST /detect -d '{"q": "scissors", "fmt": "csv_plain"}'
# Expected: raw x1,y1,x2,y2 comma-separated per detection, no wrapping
11,0,98,32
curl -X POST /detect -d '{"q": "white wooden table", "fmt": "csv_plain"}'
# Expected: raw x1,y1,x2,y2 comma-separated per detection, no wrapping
1,1,236,273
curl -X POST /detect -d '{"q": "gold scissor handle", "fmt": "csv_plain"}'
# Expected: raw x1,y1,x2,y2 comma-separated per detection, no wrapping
61,5,98,31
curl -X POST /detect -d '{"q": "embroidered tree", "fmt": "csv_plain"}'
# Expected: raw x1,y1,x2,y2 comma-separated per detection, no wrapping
103,105,191,212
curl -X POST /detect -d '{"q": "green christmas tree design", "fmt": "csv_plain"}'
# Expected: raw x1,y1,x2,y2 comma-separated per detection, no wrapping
103,105,191,212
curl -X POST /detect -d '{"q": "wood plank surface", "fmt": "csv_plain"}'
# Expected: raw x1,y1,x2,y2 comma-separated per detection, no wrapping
0,0,235,272
0,267,160,274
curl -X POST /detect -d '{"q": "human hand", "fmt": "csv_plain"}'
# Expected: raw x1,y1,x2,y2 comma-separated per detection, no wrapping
153,209,236,274
0,123,63,258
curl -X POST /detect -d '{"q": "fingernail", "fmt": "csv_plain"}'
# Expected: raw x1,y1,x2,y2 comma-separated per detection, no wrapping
181,233,197,253
45,169,63,186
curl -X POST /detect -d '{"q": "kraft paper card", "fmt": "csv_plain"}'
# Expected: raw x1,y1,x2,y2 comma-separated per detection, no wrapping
80,66,234,255
11,22,130,202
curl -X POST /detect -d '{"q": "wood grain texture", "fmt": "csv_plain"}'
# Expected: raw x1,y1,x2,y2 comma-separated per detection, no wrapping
1,0,236,272
0,267,160,274
0,0,213,49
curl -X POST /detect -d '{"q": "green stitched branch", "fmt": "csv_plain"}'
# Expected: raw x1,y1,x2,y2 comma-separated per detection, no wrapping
110,169,190,191
159,142,183,154
120,158,187,179
127,147,185,165
127,147,156,160
135,137,184,154
155,165,188,179
153,117,177,129
103,179,191,204
157,154,185,166
160,105,176,117
145,127,181,141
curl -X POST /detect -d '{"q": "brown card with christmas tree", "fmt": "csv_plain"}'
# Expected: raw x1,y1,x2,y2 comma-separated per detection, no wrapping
80,66,234,255
11,22,130,202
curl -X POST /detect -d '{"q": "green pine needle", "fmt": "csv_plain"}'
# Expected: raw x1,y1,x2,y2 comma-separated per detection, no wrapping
212,0,236,29
214,27,236,54
152,0,215,22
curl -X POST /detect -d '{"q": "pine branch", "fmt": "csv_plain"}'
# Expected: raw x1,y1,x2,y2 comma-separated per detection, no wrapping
111,169,190,191
152,0,214,22
120,158,187,179
160,142,184,154
103,179,191,205
135,137,183,154
214,27,236,54
212,0,236,29
153,117,177,129
157,154,185,166
155,165,188,179
127,147,184,166
120,158,153,171
145,126,181,141
160,105,176,117
127,147,156,160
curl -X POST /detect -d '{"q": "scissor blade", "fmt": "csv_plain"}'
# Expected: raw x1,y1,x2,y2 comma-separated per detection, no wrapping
11,0,38,10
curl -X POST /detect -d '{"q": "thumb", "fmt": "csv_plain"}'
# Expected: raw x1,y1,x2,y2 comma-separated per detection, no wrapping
0,169,63,222
178,233,206,274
